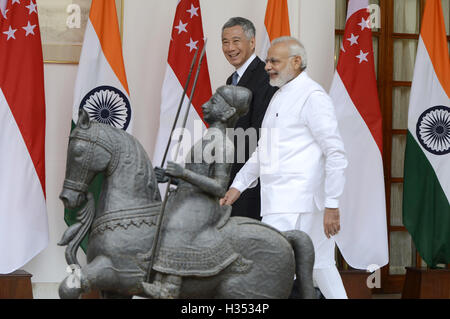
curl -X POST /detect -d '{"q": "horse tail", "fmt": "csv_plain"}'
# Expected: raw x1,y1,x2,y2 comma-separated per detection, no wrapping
283,230,316,299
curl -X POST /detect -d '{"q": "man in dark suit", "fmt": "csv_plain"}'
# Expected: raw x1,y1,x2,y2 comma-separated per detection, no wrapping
221,17,278,220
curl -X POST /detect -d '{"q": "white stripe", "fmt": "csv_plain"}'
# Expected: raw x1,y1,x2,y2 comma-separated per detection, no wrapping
408,37,450,200
259,27,271,61
330,73,389,269
346,0,369,21
153,65,204,167
0,0,6,16
73,20,132,133
153,65,204,196
0,88,48,274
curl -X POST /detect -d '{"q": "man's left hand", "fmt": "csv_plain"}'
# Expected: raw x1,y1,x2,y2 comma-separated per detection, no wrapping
324,208,340,239
166,161,185,178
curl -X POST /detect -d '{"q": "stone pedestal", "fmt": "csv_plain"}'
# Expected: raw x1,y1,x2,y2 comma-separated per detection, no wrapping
0,270,33,299
402,267,450,299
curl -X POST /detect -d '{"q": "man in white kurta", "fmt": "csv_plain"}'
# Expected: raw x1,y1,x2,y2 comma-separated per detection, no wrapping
221,37,348,299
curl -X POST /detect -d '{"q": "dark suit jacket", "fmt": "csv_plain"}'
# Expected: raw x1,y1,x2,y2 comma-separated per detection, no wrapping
226,56,278,220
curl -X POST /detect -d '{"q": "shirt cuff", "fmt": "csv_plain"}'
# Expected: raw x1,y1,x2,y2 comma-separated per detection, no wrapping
231,180,250,193
324,198,339,209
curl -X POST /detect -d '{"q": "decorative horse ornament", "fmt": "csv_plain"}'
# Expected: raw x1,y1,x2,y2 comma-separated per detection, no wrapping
59,95,316,298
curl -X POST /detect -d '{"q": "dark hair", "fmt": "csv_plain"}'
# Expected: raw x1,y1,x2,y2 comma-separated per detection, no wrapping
222,17,256,40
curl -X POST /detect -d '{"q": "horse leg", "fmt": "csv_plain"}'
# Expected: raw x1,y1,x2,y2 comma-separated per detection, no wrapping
58,270,84,299
58,258,110,299
142,273,182,299
58,260,110,299
70,255,128,299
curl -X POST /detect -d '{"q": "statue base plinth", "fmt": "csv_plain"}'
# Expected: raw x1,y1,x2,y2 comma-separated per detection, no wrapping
340,270,372,299
81,290,101,299
402,267,450,299
0,270,33,299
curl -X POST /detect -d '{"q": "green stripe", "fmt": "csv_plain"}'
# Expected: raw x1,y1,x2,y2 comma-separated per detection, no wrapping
63,120,104,253
403,132,450,267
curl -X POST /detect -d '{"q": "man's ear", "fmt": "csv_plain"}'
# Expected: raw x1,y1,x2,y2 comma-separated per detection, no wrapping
222,107,237,121
293,56,302,71
250,37,256,51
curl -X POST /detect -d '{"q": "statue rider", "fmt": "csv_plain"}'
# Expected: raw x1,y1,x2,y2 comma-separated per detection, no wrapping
142,85,252,298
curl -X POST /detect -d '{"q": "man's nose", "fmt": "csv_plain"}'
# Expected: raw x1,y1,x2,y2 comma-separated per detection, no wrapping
224,43,235,52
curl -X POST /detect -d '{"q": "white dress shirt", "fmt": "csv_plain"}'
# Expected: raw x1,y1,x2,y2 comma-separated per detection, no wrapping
231,71,347,215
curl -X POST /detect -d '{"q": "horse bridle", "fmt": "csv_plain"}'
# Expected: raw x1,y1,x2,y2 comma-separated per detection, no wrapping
63,123,120,194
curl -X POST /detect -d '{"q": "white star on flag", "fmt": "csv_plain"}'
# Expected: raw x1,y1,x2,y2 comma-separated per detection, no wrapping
186,4,199,18
174,20,188,34
23,21,36,36
186,37,198,52
26,1,38,15
329,0,389,272
358,17,371,31
347,33,359,46
3,26,17,40
356,50,369,63
12,0,21,4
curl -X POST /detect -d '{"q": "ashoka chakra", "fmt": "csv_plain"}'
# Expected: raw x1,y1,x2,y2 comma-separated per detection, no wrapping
79,86,131,131
416,105,450,155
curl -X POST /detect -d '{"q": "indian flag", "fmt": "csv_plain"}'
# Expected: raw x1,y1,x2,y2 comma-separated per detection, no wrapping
65,0,131,247
403,0,450,267
259,0,291,60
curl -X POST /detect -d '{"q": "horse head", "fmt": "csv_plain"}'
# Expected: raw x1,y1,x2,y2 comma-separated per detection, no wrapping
59,109,118,210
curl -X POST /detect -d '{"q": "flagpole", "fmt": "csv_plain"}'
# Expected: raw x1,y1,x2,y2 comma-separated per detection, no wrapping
145,40,208,284
160,47,199,167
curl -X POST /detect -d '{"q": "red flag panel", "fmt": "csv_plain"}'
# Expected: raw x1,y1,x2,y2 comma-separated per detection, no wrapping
0,0,46,193
167,0,212,121
336,8,383,153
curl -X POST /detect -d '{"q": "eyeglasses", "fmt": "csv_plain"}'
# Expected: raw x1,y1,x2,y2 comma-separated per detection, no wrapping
265,55,298,65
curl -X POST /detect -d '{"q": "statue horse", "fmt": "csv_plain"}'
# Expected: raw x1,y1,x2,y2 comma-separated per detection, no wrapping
58,109,316,299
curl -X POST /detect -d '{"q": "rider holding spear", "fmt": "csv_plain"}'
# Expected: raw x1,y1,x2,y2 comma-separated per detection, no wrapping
142,85,252,298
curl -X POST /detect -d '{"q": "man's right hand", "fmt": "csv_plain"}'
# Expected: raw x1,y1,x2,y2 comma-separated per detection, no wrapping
220,188,241,206
154,167,169,183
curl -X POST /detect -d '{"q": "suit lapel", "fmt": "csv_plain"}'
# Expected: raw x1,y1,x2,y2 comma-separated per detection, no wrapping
226,75,232,85
237,56,262,87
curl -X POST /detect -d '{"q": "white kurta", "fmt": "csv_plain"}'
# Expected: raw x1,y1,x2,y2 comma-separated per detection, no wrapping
231,71,347,216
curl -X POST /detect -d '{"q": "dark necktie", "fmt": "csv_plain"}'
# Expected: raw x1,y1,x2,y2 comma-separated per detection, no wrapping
231,72,239,86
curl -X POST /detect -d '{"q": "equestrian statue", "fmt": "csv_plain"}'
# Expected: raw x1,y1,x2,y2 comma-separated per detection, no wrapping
58,85,316,299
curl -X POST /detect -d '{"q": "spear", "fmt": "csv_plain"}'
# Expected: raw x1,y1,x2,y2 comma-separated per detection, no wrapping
145,39,208,284
160,46,199,167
